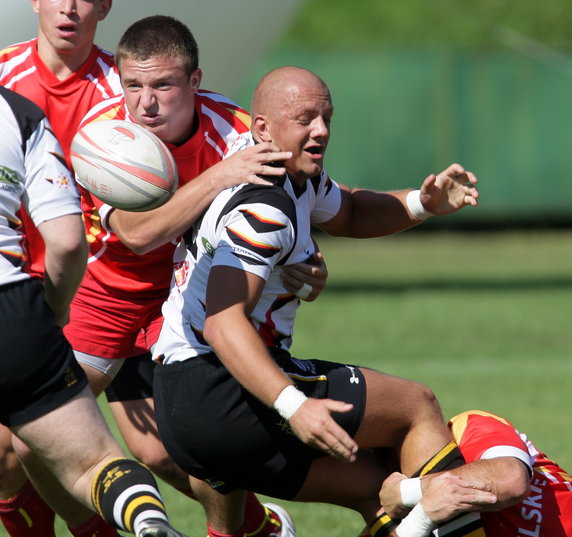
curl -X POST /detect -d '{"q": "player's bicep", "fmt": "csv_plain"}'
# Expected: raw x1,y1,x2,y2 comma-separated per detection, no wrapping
206,266,265,318
315,183,352,236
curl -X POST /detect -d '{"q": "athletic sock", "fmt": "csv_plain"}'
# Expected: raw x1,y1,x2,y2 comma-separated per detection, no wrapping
412,441,486,537
368,512,397,537
411,441,465,477
207,523,244,537
92,458,168,534
0,480,56,537
68,514,121,537
243,495,281,537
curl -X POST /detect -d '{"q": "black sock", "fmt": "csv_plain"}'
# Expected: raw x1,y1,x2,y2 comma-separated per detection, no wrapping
92,458,168,533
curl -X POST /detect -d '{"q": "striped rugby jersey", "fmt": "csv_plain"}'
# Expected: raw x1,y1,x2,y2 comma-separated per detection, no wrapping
155,169,342,362
0,39,120,277
0,87,80,285
0,39,121,168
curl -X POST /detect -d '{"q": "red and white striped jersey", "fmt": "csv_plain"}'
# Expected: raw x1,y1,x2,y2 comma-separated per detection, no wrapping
76,91,252,298
0,39,121,169
155,169,342,362
0,87,80,285
450,410,572,536
0,39,121,277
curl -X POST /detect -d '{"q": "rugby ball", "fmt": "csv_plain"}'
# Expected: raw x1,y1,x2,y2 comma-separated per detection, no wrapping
71,119,178,211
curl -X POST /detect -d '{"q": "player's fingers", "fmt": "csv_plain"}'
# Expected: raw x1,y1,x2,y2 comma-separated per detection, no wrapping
468,488,497,506
314,430,357,462
263,150,292,163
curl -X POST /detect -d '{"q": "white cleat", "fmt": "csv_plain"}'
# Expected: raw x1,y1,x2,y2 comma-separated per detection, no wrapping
137,518,189,537
264,503,297,537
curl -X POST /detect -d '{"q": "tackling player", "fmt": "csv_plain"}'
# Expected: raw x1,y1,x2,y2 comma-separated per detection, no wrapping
380,410,572,536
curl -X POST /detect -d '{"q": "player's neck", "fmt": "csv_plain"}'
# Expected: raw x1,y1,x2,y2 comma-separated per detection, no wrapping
36,36,93,80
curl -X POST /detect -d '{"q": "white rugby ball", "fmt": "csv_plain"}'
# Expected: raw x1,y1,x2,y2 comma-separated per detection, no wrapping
71,119,178,212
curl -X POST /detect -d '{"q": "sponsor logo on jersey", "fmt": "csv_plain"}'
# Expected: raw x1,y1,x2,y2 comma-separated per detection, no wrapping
0,165,20,191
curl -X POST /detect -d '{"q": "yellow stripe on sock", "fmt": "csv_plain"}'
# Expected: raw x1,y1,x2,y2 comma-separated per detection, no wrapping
418,441,457,476
369,513,393,536
123,495,165,532
17,508,32,528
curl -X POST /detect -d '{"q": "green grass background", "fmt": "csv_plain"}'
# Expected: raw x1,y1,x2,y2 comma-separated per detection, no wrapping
45,229,571,537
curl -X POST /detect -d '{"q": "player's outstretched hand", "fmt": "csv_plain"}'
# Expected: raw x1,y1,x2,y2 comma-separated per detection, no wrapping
289,398,358,462
214,142,292,189
419,163,479,216
281,252,328,302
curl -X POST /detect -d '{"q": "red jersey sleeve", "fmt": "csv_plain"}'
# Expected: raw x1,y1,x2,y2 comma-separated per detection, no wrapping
449,410,533,472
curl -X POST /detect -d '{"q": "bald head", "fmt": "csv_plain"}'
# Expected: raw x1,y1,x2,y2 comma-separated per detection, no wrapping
251,66,333,184
251,66,331,118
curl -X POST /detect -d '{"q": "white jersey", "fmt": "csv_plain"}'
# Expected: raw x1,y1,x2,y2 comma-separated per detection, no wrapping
0,87,80,285
156,170,342,363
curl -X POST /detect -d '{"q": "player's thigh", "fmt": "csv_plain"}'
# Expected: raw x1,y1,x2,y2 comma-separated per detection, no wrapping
12,387,122,490
109,396,162,450
354,368,445,447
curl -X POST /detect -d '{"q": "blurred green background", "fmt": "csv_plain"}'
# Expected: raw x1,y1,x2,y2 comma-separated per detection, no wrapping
236,0,572,227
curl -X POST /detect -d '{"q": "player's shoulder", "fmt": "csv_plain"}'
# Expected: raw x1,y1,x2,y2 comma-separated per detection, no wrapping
449,409,515,441
93,44,115,63
196,90,251,130
217,182,296,227
0,38,34,59
0,86,45,133
80,95,126,127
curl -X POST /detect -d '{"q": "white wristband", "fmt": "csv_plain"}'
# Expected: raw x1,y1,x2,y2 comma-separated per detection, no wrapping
400,477,423,507
296,282,313,300
273,385,308,420
406,190,432,220
396,503,435,537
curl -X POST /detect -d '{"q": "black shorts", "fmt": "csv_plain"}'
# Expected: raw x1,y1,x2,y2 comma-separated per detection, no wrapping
0,279,88,427
153,349,366,499
105,352,155,402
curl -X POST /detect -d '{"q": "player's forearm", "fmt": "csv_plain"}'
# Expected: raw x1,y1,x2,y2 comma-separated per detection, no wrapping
204,310,292,407
109,172,223,254
320,187,420,238
441,457,530,510
40,215,88,312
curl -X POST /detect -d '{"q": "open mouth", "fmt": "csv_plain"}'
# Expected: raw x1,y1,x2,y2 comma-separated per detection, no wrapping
58,24,77,35
305,146,322,155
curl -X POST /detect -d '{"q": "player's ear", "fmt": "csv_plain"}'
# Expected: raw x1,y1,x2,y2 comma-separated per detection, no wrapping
30,0,40,15
189,69,202,92
252,115,272,143
98,0,112,21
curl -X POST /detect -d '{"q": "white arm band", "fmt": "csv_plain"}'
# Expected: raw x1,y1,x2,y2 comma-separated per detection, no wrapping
400,477,423,507
396,503,435,537
406,190,433,220
273,385,308,420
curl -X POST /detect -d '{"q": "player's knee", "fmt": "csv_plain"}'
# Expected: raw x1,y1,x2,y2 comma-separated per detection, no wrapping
125,440,186,487
408,381,443,419
11,435,34,464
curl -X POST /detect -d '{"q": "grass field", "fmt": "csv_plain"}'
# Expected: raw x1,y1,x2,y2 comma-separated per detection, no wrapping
43,229,572,537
